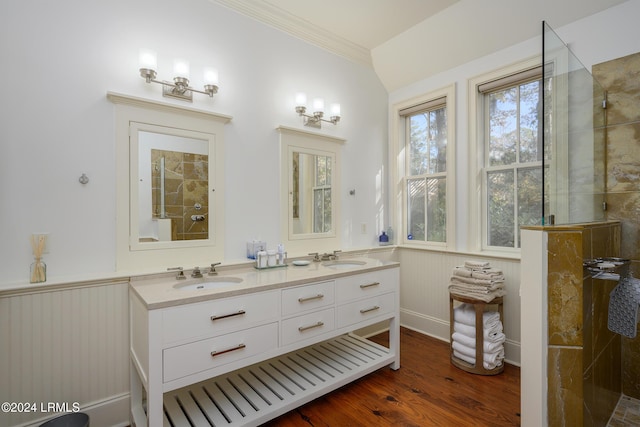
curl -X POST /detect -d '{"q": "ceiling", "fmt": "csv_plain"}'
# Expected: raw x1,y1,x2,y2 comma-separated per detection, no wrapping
248,0,460,50
212,0,629,91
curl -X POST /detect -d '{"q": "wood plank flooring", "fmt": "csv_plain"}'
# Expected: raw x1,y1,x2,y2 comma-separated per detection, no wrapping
263,327,521,426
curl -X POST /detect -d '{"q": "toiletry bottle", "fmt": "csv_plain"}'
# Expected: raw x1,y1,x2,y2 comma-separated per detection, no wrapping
277,243,285,265
256,250,267,268
267,249,277,267
379,231,389,245
386,226,394,245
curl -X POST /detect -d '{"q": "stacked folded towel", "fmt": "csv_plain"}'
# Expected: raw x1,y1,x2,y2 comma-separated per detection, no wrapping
448,261,507,302
451,302,505,369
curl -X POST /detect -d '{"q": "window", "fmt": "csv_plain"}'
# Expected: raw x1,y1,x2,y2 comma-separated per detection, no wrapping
393,84,455,248
479,66,543,249
313,154,332,233
406,103,447,242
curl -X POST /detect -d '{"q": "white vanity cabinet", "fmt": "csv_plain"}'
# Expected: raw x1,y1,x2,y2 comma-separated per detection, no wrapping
129,261,399,427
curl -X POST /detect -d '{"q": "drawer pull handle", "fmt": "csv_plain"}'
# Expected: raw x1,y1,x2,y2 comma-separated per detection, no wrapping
360,305,380,314
211,343,246,357
360,282,380,289
210,310,246,322
298,294,324,303
298,321,324,332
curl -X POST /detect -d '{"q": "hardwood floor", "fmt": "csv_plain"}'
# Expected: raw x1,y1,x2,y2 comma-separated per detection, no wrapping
264,327,521,426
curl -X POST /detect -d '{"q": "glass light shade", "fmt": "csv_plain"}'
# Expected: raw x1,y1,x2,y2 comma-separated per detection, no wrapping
203,68,219,86
295,92,307,107
312,98,324,113
139,49,157,70
173,59,190,79
330,103,341,117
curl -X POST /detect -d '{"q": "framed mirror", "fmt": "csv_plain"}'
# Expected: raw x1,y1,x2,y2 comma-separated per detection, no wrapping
131,123,213,249
109,92,230,271
289,147,335,237
278,126,344,255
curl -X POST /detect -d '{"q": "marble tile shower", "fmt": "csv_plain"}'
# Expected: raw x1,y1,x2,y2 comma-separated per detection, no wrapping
593,51,640,402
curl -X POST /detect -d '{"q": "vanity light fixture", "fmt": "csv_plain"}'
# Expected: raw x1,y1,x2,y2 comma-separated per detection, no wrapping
295,93,341,128
139,49,219,102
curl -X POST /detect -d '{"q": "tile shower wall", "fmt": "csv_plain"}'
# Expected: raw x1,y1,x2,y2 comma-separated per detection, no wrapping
593,51,640,400
151,150,209,240
547,222,621,426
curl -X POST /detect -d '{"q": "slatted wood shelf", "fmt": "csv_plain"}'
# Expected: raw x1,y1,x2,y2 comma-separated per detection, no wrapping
160,334,395,426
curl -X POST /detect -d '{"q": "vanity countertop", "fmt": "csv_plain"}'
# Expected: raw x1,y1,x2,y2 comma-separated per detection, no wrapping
130,257,399,309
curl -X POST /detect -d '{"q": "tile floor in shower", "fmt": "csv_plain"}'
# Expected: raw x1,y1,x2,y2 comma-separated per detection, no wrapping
608,395,640,426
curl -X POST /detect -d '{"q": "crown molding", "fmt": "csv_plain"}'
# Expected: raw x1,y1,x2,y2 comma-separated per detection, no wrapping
212,0,372,67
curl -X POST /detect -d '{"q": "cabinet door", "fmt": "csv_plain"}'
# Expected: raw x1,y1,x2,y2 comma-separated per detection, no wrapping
163,322,278,383
162,291,279,344
281,280,335,316
335,268,398,303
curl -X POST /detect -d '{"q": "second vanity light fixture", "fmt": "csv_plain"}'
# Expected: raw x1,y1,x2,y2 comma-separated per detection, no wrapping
139,49,219,102
295,93,341,129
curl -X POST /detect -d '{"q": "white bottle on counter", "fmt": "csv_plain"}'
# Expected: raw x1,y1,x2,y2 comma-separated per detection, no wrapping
277,243,285,265
267,249,277,267
256,250,268,268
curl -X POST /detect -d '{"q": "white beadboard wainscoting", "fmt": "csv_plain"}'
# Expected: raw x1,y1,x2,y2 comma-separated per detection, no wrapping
397,248,521,366
0,281,130,427
0,247,520,427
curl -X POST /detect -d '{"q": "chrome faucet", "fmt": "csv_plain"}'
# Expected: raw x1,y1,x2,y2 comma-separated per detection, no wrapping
308,252,321,262
191,267,203,278
208,262,221,275
333,250,342,259
168,267,185,280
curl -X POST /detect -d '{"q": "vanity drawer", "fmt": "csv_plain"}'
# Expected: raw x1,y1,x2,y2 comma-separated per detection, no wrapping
282,280,335,316
337,292,395,329
335,268,398,303
162,291,279,344
163,322,278,383
281,308,335,347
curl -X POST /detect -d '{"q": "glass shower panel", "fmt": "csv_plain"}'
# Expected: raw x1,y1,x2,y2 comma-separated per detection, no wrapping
542,21,606,225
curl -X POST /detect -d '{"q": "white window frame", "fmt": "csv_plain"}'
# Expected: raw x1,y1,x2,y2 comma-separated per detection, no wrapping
468,56,542,254
391,84,456,249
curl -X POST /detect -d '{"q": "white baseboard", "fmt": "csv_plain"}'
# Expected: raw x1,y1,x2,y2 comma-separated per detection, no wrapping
18,393,130,427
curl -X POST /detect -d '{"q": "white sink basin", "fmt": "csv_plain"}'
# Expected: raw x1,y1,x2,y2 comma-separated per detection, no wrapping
322,260,367,269
173,277,243,291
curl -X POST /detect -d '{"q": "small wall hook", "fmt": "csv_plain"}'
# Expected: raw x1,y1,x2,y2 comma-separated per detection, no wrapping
79,173,89,185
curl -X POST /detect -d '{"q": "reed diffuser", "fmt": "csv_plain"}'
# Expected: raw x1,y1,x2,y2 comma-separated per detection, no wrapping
30,234,47,283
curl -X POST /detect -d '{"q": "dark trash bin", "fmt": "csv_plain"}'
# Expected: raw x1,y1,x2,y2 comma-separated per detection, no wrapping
39,413,89,427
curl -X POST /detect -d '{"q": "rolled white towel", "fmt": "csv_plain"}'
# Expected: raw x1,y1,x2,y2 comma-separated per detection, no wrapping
452,343,504,370
452,340,500,359
452,331,505,352
453,321,503,340
453,350,504,370
453,303,502,328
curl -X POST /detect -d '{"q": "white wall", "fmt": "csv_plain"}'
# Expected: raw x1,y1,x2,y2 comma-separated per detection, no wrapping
0,0,389,285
